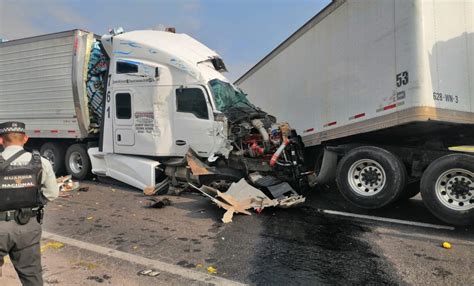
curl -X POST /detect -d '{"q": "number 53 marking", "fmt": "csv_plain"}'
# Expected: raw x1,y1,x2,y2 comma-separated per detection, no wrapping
396,71,409,87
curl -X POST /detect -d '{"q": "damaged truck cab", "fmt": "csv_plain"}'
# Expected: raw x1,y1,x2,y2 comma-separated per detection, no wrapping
87,29,309,191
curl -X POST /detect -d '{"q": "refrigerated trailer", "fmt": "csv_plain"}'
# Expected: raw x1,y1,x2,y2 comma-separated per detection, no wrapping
236,0,474,225
0,29,310,199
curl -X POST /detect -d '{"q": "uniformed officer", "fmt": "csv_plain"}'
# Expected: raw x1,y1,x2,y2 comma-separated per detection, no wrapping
0,121,59,286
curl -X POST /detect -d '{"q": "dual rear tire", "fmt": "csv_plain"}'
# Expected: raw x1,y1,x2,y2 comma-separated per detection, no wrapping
40,142,91,180
336,146,473,226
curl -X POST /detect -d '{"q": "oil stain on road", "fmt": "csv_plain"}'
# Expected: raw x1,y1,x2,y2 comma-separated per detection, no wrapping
247,206,400,285
211,202,400,285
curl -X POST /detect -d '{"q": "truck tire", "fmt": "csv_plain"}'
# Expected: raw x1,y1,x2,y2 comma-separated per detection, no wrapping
336,146,407,209
420,154,474,226
65,144,91,180
40,142,66,174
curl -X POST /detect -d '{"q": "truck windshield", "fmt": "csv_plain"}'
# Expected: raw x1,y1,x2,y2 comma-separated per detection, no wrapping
209,79,253,111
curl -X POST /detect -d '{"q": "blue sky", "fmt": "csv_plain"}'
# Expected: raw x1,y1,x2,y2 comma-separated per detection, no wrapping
0,0,330,81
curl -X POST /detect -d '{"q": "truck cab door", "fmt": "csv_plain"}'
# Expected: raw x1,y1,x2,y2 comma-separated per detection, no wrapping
113,91,135,153
173,86,215,157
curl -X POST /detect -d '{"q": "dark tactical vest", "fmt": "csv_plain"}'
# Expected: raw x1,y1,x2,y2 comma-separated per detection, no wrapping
0,150,45,211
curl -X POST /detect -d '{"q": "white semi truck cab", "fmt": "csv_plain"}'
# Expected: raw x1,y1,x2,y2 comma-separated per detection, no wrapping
0,28,310,193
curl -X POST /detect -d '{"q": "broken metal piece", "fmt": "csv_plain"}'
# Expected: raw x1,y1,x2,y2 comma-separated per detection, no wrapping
144,178,170,196
225,178,270,201
267,182,299,199
222,207,235,223
186,149,215,176
189,183,251,223
277,195,306,208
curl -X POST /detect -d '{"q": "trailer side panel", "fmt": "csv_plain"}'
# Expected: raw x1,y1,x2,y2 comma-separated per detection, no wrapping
0,30,92,138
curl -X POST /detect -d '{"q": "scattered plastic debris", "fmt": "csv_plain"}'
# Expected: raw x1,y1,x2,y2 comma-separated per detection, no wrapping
207,266,217,274
138,269,161,277
57,175,80,192
40,241,64,253
442,242,452,249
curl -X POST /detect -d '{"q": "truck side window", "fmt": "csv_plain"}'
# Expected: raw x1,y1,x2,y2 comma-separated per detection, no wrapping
116,93,131,119
116,61,138,74
176,88,209,120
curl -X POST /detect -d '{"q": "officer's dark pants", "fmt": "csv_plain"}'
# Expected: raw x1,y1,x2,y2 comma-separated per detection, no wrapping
0,219,43,286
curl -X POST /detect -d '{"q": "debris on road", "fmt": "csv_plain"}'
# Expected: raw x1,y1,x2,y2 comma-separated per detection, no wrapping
145,197,172,209
442,242,452,249
40,241,64,253
87,274,112,283
57,175,80,192
207,266,217,274
190,177,305,223
144,178,170,196
137,269,161,277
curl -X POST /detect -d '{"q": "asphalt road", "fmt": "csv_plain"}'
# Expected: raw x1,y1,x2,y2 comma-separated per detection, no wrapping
8,180,471,285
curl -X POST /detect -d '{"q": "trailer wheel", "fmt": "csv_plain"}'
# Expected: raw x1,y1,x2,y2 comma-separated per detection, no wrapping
65,144,91,180
40,142,66,174
420,154,474,226
336,146,406,209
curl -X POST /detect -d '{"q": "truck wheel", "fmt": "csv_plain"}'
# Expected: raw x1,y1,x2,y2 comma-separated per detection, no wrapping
420,154,474,226
65,144,91,180
336,146,406,209
40,142,66,174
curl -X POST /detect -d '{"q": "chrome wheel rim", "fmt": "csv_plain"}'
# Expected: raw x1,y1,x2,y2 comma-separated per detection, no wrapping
435,168,474,211
69,151,83,174
348,159,386,196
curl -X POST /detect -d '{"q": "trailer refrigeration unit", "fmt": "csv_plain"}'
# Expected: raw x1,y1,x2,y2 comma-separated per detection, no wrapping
0,28,310,198
236,0,474,225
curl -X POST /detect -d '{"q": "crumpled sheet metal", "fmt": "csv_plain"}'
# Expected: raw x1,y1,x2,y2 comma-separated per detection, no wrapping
190,183,251,223
191,178,305,223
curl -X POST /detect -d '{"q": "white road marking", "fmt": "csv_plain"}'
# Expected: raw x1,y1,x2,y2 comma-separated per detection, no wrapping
42,231,246,286
318,209,455,230
373,229,474,246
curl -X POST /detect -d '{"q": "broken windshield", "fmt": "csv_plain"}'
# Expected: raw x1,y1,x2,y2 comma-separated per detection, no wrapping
209,79,254,111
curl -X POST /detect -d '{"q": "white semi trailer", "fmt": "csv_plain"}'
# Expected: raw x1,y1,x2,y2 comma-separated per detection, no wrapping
0,29,310,197
236,0,474,225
